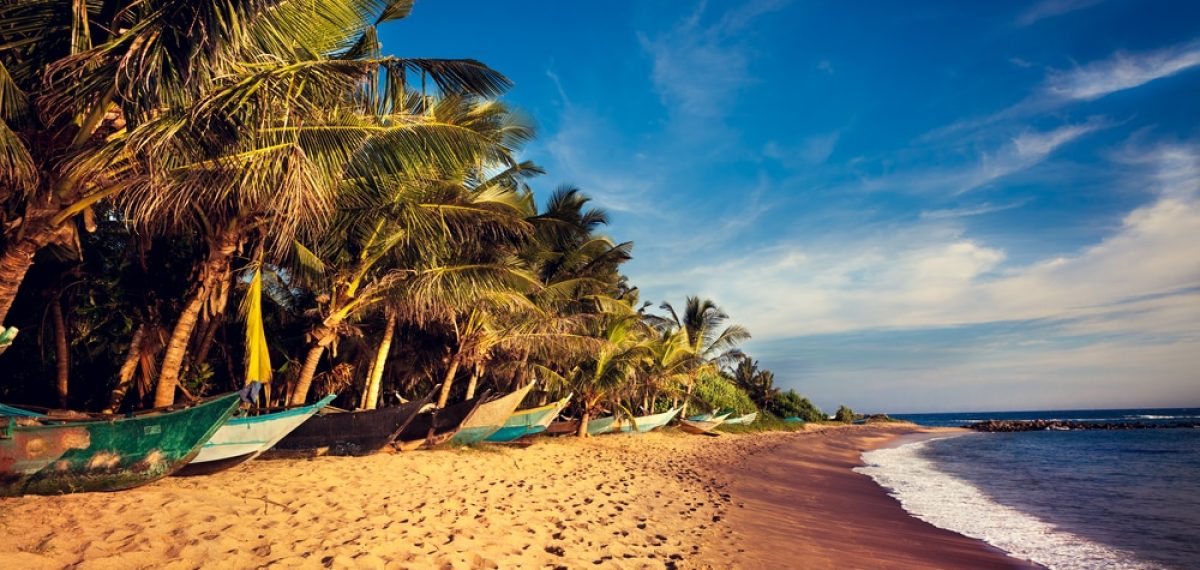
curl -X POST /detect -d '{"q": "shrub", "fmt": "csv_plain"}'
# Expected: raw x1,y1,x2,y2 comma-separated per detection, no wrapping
767,389,823,422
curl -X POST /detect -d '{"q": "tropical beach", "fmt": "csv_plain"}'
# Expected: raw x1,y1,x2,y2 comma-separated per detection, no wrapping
3,0,1200,569
0,424,1036,570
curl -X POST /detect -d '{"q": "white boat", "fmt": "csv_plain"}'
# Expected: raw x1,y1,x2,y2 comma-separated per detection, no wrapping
611,406,683,433
178,394,336,475
722,412,758,425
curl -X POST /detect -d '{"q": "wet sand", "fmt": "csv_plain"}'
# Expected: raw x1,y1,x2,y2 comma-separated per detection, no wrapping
0,425,1031,569
710,424,1039,569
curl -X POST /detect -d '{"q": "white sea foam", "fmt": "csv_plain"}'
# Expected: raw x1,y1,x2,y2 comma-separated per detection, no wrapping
855,438,1165,570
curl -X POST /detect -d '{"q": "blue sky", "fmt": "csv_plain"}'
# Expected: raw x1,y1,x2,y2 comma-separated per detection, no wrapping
387,1,1200,413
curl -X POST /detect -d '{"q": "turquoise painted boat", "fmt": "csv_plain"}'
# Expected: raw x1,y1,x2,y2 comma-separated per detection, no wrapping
783,416,804,423
0,403,42,418
486,395,571,442
611,406,682,433
687,412,715,421
176,394,337,475
0,393,240,496
447,383,536,445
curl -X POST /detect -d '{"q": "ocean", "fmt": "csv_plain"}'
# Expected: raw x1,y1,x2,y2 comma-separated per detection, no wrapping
856,409,1200,570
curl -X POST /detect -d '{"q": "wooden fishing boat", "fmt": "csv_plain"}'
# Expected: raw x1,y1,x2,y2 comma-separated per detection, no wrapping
176,395,337,475
0,403,42,418
611,406,683,433
546,414,617,436
678,412,733,435
447,383,536,446
393,393,488,451
264,391,432,457
722,412,758,425
486,395,571,442
687,412,715,422
0,393,240,496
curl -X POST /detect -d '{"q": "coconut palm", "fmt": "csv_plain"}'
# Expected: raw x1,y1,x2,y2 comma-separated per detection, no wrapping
0,0,509,362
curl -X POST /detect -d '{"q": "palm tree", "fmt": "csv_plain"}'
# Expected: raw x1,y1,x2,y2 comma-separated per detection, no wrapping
729,355,778,410
0,0,509,364
651,296,751,412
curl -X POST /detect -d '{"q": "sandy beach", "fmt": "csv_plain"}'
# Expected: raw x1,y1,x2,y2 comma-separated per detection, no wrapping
0,424,1029,569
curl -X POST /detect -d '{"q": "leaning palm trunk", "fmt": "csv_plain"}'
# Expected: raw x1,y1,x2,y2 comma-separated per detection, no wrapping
436,354,463,408
289,321,342,405
464,363,482,401
153,227,240,407
361,312,396,410
51,297,69,407
0,218,71,337
106,324,146,412
576,410,591,438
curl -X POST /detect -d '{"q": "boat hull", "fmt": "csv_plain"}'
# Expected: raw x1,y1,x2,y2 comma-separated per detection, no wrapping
722,412,758,425
394,395,486,451
264,394,429,457
486,397,570,443
547,415,617,436
448,384,536,446
612,407,682,433
176,395,336,475
0,394,240,496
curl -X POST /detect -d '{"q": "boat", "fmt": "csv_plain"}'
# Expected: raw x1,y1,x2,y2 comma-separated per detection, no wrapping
722,412,758,425
678,412,732,435
783,416,804,423
393,393,489,451
447,383,537,445
486,394,571,443
546,412,619,436
611,406,683,433
0,403,43,418
0,393,240,496
687,411,715,422
264,390,433,457
175,394,337,476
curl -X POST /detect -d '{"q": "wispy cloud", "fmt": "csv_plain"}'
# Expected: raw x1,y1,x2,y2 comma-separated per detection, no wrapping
867,120,1105,195
763,130,841,166
1016,0,1103,26
1045,40,1200,101
637,0,787,125
919,199,1030,220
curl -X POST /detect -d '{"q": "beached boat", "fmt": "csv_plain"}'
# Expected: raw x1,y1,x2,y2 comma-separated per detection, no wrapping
447,383,536,445
783,416,804,423
176,395,337,475
546,414,618,436
486,395,571,443
265,391,432,457
0,393,240,496
0,402,42,418
393,393,488,451
722,412,758,425
611,406,683,433
687,412,715,422
679,412,732,435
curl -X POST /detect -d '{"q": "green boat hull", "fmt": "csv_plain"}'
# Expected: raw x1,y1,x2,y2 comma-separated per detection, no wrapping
0,393,240,496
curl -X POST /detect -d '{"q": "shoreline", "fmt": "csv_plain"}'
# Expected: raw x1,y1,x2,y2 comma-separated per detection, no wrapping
710,424,1040,569
0,425,1037,569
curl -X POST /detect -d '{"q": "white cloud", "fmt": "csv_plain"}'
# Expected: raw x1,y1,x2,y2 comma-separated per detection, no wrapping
1046,40,1200,101
763,131,841,166
1016,0,1103,26
633,143,1200,340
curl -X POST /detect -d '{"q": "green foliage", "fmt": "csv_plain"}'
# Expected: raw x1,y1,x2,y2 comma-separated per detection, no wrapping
768,389,824,422
690,369,756,415
834,404,856,423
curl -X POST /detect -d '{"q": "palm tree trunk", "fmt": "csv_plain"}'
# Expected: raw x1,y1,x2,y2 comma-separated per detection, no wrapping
464,362,482,400
436,353,462,408
290,343,326,406
576,409,590,438
362,311,395,410
106,323,145,413
51,297,69,407
0,221,64,333
153,227,240,407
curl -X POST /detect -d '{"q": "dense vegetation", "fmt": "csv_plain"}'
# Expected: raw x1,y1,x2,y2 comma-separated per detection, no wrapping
0,0,824,432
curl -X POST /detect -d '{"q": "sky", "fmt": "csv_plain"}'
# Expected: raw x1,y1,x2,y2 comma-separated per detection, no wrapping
386,1,1200,413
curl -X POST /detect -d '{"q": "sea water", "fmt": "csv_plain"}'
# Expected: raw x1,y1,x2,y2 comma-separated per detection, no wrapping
856,409,1200,570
